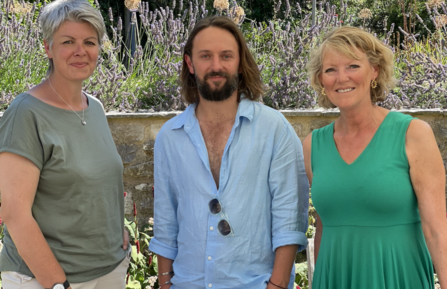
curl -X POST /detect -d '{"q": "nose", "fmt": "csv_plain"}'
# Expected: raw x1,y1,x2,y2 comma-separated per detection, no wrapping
74,43,87,57
337,68,350,82
210,56,224,71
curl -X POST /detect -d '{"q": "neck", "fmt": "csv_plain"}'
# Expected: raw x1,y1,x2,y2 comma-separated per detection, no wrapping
337,103,384,134
47,74,84,107
195,91,239,123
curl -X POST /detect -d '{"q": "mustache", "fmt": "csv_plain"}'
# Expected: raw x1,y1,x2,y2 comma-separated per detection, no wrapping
204,71,229,80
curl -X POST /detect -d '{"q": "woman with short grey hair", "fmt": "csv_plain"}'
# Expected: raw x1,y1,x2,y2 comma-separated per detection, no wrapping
0,1,130,288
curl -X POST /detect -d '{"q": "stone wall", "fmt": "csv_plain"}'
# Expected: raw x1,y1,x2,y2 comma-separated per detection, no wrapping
1,109,446,224
106,109,447,223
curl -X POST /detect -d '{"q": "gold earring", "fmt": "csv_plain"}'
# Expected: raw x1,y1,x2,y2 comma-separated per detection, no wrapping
321,87,326,95
371,79,378,89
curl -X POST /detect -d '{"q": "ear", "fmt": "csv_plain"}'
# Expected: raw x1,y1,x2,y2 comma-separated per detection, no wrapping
44,39,52,59
185,54,194,74
372,65,379,79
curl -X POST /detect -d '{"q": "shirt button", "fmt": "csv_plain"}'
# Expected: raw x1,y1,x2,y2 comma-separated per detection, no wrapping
208,284,212,288
208,256,212,260
210,226,214,231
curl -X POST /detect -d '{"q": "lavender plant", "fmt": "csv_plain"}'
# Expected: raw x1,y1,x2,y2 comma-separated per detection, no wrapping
382,3,447,109
0,0,446,111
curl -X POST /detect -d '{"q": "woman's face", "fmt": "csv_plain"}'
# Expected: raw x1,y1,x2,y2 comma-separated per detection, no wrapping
45,21,99,82
319,47,378,110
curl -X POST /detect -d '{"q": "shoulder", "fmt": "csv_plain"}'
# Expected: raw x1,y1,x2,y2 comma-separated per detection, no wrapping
154,111,188,144
310,121,334,141
406,118,434,143
86,94,103,107
251,101,292,130
405,118,438,167
1,93,39,120
385,111,415,127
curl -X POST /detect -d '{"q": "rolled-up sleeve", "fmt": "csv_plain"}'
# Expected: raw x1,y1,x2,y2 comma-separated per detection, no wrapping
269,123,309,252
149,136,179,260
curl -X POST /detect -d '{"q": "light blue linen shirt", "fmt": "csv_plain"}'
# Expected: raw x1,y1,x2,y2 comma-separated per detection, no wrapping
149,97,309,289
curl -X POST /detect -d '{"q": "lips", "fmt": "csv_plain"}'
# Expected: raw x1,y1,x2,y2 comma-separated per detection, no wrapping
70,63,88,68
208,76,225,81
336,88,355,93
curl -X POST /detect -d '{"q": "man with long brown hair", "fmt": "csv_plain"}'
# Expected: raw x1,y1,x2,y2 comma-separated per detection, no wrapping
149,16,309,289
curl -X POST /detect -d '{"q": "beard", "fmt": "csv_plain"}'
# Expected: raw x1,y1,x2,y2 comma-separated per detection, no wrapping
195,71,239,102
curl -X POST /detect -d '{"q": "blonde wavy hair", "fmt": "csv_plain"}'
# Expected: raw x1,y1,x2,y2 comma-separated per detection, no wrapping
307,26,396,108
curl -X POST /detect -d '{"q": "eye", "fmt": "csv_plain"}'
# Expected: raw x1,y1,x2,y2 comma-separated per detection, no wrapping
86,41,96,46
222,54,231,59
63,40,73,44
200,54,209,59
324,68,335,73
350,64,360,69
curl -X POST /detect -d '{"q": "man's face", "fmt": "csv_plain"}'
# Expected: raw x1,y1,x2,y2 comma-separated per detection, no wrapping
185,26,241,102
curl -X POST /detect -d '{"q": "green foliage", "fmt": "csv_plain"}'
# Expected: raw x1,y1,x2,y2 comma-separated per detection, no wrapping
125,216,158,289
307,189,316,238
295,262,309,289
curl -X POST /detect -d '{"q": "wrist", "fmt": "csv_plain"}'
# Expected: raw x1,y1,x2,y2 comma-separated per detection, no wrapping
268,278,288,289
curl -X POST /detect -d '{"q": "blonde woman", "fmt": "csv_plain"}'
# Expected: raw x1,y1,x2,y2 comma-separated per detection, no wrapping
304,27,447,288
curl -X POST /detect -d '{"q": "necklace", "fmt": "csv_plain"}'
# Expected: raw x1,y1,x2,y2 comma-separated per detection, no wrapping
48,78,86,125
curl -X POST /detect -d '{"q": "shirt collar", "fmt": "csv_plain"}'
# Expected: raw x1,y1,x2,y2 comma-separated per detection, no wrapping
170,94,254,131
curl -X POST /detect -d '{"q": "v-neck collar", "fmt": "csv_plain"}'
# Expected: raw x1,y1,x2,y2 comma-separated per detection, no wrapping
331,111,393,166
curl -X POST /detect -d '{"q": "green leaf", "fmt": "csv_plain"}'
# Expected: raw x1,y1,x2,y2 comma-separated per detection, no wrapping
125,280,141,289
295,262,308,274
131,245,146,263
152,255,158,274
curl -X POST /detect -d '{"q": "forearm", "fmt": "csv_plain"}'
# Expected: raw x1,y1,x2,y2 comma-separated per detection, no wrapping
269,245,298,288
157,254,174,288
6,215,66,288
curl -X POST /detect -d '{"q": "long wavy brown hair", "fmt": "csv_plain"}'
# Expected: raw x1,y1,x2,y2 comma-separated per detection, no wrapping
180,16,265,104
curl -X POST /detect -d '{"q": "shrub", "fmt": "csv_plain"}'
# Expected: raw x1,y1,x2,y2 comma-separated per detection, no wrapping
0,0,446,111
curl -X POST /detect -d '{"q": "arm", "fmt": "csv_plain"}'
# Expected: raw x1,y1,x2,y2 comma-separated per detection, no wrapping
268,245,299,289
303,133,323,264
0,152,69,288
157,255,174,288
269,124,309,287
148,136,179,282
406,120,447,287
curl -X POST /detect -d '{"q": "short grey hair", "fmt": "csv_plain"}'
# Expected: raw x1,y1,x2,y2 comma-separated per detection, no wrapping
39,0,105,77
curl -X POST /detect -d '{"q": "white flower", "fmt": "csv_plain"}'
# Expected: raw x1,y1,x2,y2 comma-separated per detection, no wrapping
214,0,229,11
125,0,140,11
358,8,372,19
435,14,447,28
427,0,445,8
147,276,158,287
232,6,245,24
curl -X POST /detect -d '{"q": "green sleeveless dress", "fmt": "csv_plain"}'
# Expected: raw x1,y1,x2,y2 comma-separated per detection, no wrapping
311,111,434,289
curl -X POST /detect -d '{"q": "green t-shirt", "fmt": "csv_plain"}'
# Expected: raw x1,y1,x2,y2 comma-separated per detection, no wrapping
0,93,126,283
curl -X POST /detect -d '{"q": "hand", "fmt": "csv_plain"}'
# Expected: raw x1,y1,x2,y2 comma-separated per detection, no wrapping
122,229,129,251
266,283,276,289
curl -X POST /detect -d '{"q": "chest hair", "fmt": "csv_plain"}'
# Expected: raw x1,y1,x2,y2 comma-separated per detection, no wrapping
200,119,234,188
